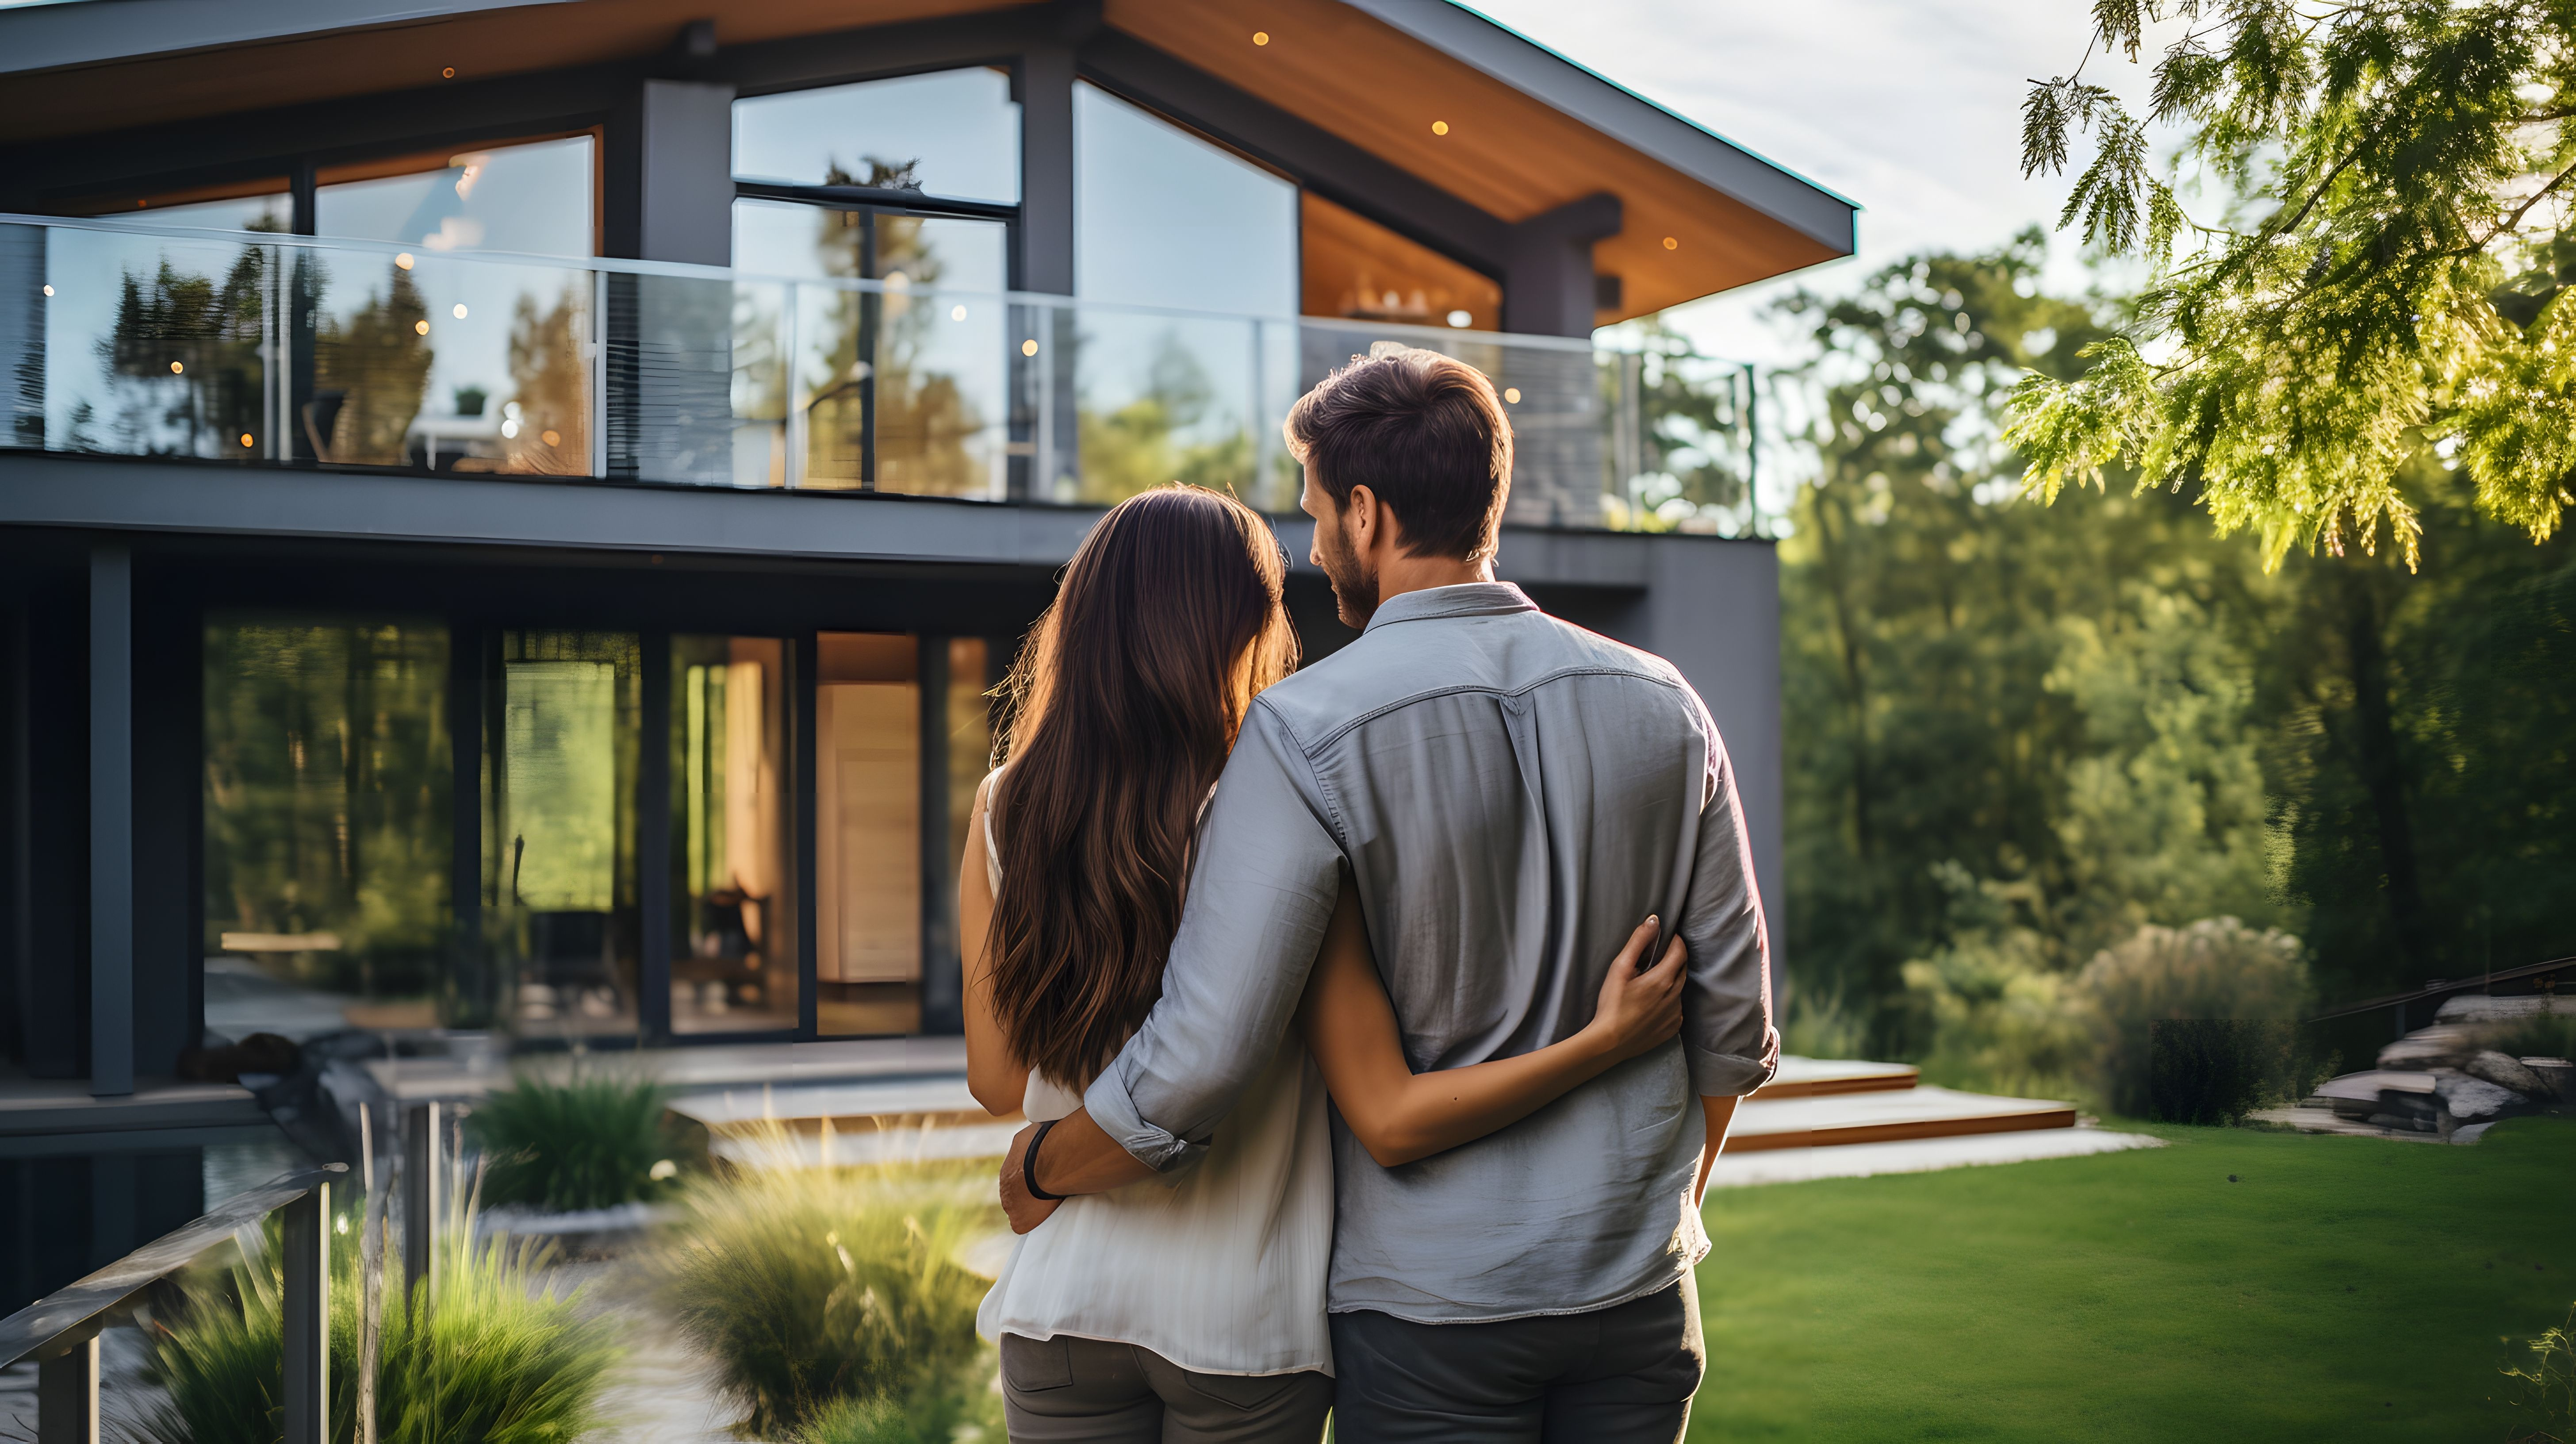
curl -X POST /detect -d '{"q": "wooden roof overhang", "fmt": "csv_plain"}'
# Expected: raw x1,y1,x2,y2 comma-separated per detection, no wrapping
0,0,1855,323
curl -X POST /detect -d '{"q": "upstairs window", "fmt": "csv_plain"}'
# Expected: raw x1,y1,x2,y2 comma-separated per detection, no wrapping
732,69,1020,204
315,134,596,258
1074,83,1296,318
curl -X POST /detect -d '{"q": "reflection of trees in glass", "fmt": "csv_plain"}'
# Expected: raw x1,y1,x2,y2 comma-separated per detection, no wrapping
1610,318,1756,532
313,262,432,464
202,620,451,1001
805,162,987,494
1077,332,1252,503
97,250,267,457
505,286,587,473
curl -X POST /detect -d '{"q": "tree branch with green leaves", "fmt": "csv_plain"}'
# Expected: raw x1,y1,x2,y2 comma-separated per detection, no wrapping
2007,0,2576,568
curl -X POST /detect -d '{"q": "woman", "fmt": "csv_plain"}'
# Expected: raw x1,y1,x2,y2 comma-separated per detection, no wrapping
960,485,1685,1443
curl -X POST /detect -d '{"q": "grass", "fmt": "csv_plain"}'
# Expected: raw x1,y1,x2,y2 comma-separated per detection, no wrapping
467,1069,685,1213
1688,1117,2576,1442
652,1150,1001,1438
146,1203,618,1444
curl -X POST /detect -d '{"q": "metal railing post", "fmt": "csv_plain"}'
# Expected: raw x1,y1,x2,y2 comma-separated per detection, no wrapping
279,1182,329,1444
402,1100,441,1307
35,1336,98,1444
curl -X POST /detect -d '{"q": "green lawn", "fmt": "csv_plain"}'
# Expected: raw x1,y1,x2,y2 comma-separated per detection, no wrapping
1689,1118,2576,1442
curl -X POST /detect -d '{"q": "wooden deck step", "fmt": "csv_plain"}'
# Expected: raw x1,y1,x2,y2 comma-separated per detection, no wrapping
1728,1084,2077,1153
1748,1057,1920,1100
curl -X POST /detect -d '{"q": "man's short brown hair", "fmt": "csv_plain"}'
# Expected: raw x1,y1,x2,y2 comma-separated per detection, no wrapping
1283,347,1513,564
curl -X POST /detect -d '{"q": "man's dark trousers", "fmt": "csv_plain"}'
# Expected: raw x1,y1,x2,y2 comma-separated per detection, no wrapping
1327,1278,1704,1442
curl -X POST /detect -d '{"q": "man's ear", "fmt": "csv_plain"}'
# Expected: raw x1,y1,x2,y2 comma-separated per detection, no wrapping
1345,484,1379,550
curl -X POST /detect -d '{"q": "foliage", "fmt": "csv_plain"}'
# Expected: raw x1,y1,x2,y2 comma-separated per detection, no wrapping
2009,1,2576,565
2075,918,2312,1118
791,1373,1001,1444
1780,235,2576,1040
1606,318,1758,533
2503,1302,2576,1444
467,1070,682,1212
1077,334,1257,506
1687,1118,2576,1442
2481,1010,2576,1066
97,251,268,456
148,1203,617,1444
653,1154,999,1437
504,287,590,475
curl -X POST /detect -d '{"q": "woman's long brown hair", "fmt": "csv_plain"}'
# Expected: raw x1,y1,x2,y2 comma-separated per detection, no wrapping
985,484,1299,1088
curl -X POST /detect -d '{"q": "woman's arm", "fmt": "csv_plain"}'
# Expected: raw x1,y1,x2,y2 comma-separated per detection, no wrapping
958,776,1028,1116
1295,878,1685,1168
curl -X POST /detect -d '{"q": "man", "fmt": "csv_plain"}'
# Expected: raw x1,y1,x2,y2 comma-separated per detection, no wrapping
1002,347,1777,1441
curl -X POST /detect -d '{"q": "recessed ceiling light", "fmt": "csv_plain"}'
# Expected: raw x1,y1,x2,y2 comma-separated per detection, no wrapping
395,253,414,270
1253,30,1269,45
1446,309,1472,328
169,361,184,374
441,66,456,78
239,433,254,447
452,303,468,319
1022,338,1039,356
41,284,53,297
1663,236,1679,250
1431,120,1450,136
414,319,431,335
1503,387,1521,404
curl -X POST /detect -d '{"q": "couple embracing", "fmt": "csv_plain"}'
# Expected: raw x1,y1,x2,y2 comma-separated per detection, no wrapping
959,347,1778,1443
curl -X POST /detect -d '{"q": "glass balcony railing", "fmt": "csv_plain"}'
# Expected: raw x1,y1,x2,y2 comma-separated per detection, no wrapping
0,216,1756,531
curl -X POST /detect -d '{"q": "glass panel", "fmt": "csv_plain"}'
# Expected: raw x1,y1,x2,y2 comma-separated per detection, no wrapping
488,630,640,1040
202,618,452,1040
1058,304,1268,506
748,201,1010,498
1301,192,1499,330
23,225,277,459
1075,83,1296,317
315,135,596,258
100,191,293,234
307,248,592,472
816,632,920,1037
671,635,799,1034
945,638,991,860
732,68,1020,203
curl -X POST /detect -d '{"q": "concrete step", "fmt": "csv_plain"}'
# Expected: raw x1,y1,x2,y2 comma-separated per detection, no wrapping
1728,1084,2077,1154
1748,1056,1920,1100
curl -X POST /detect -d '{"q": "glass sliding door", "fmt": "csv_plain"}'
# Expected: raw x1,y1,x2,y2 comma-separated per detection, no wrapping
670,635,798,1033
487,630,640,1038
201,617,451,1040
815,632,921,1036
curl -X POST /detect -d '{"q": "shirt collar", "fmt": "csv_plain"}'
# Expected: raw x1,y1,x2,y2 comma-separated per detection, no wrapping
1361,581,1539,635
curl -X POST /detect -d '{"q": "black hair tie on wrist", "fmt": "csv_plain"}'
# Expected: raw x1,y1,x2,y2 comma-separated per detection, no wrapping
1022,1118,1068,1202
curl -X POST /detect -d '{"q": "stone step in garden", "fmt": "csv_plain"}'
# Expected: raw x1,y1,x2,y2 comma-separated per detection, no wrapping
1728,1084,2078,1153
1748,1057,1921,1100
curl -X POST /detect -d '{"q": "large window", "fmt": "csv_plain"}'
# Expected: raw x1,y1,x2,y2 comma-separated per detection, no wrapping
1074,83,1296,317
671,635,798,1034
314,136,596,258
202,618,452,1041
732,69,1020,203
487,630,640,1039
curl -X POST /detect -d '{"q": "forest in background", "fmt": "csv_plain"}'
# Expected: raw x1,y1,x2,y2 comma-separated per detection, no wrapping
1765,230,2576,1087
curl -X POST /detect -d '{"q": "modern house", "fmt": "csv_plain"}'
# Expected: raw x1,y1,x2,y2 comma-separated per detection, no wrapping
0,0,1852,1288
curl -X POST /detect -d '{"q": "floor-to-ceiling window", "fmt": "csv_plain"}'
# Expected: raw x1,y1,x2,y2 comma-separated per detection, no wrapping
201,617,452,1041
1069,82,1300,508
670,635,798,1034
486,630,640,1039
732,71,1018,496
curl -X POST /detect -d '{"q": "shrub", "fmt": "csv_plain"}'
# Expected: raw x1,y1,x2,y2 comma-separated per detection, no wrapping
468,1069,682,1212
1901,929,2089,1101
2144,1019,2308,1125
147,1200,618,1444
653,1150,1000,1437
2074,918,2312,1118
2480,1010,2576,1066
791,1374,1000,1444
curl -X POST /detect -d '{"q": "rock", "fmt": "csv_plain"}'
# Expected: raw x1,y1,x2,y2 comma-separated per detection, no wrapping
2522,1058,2574,1102
2314,1070,2435,1121
2463,1050,2549,1097
2379,1028,2474,1070
2433,1072,2526,1122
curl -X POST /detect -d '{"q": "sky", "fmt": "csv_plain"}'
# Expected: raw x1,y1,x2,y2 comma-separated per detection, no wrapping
1465,0,2155,367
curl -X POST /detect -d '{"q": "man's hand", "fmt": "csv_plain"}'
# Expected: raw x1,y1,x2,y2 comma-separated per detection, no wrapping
999,1123,1064,1235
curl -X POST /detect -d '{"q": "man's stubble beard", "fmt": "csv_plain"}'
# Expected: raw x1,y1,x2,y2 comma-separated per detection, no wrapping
1316,507,1380,629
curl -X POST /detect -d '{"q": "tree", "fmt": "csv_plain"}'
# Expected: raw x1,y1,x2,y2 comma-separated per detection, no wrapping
2009,0,2576,566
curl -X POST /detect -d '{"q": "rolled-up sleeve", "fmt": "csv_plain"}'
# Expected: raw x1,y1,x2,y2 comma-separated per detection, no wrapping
1083,702,1344,1172
1679,698,1779,1097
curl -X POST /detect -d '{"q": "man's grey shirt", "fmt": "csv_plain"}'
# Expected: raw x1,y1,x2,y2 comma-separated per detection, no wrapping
1083,582,1778,1324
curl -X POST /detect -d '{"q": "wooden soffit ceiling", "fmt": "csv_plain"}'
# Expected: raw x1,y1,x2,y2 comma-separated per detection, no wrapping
1103,0,1853,321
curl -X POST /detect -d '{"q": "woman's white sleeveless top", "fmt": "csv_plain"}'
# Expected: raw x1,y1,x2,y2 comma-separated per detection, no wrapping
972,785,1335,1377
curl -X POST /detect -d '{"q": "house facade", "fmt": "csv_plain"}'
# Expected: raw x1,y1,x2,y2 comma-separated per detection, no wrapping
0,0,1852,1117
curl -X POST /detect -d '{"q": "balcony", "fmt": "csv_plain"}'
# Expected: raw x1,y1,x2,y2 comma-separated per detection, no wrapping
0,216,1755,535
